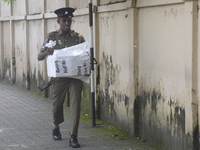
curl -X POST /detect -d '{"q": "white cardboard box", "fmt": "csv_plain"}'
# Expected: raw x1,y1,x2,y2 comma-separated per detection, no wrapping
47,42,90,83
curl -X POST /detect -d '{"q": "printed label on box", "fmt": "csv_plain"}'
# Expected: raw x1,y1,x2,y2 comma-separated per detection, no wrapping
47,41,90,83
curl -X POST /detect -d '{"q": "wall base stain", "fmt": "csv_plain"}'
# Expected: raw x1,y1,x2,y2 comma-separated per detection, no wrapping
193,124,199,150
81,83,91,115
97,52,131,133
30,69,39,92
134,87,187,150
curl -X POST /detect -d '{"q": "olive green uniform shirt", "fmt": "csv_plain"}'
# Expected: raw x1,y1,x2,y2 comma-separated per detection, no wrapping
40,29,85,52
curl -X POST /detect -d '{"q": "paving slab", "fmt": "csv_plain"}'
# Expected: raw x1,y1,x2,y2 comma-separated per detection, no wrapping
0,80,162,150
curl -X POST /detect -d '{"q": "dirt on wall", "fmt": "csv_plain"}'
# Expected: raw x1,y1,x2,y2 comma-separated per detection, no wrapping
135,86,187,150
97,52,132,133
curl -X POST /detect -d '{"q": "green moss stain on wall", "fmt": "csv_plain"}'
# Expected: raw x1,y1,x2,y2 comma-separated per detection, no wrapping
4,58,11,78
63,81,91,115
81,83,91,115
29,68,38,92
98,52,131,131
135,86,186,150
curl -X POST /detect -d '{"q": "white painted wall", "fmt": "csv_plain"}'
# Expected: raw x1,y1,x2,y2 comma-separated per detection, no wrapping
14,21,27,86
0,0,200,149
138,3,190,148
2,21,11,80
138,4,187,106
98,10,134,129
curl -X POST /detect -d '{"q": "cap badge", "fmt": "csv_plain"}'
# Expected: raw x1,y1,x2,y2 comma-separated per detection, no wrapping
65,11,68,14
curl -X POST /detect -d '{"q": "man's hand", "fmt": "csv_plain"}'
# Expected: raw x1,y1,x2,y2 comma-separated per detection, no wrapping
38,48,54,61
46,47,54,55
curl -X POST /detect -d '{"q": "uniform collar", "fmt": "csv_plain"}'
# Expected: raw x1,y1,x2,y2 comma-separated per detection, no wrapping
58,29,73,37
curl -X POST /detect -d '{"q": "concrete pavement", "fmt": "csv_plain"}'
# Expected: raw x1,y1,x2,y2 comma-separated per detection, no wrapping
0,80,162,150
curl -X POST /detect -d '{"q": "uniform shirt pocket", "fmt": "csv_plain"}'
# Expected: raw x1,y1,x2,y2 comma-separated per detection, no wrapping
74,38,79,45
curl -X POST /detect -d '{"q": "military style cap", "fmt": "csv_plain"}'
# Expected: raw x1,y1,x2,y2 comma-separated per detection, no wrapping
54,7,75,18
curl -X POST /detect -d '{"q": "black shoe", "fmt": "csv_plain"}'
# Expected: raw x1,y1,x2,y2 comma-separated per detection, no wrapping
69,135,80,148
53,128,62,140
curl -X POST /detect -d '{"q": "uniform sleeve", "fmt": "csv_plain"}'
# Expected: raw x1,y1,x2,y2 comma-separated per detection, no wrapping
40,32,55,52
78,33,85,44
40,37,49,52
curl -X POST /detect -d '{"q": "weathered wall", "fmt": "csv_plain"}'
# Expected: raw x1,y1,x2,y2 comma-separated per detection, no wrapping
46,0,66,13
136,1,198,150
29,20,43,89
2,21,11,81
1,0,200,150
14,21,27,86
27,0,44,14
98,8,135,134
99,0,127,5
138,3,187,148
69,0,88,9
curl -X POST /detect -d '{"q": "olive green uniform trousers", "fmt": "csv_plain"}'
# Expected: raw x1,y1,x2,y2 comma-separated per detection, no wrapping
53,77,83,136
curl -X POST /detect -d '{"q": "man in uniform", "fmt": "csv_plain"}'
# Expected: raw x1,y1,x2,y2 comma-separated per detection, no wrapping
38,7,85,148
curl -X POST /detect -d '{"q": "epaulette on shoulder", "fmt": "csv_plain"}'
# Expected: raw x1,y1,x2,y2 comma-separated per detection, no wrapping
71,30,82,37
78,33,83,37
48,30,59,36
